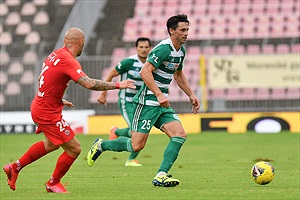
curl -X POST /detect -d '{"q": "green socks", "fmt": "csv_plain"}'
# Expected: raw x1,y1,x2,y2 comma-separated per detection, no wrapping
101,137,133,152
158,136,186,173
115,127,131,137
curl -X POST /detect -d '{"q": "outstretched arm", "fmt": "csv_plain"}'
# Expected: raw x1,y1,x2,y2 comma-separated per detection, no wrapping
174,70,200,114
77,75,135,91
98,68,120,105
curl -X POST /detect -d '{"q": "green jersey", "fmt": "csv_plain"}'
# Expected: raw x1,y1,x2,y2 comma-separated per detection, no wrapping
116,54,144,102
133,38,186,106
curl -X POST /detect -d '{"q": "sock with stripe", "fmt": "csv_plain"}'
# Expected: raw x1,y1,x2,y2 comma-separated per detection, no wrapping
101,136,133,152
157,136,186,173
12,141,47,173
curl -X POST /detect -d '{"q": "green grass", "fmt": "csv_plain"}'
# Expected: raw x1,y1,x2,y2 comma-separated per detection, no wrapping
0,131,299,200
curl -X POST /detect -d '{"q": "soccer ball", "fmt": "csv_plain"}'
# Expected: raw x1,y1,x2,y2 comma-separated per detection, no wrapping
251,161,275,185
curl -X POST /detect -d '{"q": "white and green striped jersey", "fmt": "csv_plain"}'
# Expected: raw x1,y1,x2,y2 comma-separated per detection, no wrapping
133,38,186,106
116,54,144,102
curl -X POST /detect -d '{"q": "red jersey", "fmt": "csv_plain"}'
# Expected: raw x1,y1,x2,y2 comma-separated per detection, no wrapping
31,46,87,124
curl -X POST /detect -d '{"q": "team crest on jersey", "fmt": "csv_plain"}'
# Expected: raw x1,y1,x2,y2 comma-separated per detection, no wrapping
65,130,70,136
166,62,179,71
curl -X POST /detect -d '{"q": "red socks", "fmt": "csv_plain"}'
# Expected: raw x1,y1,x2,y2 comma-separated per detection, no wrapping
47,152,76,186
12,141,47,173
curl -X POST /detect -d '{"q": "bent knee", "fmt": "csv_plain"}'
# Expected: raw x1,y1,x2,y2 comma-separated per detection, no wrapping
131,144,144,152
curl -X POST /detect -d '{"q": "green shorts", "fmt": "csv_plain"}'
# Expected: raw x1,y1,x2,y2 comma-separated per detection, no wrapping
131,103,180,133
118,99,134,126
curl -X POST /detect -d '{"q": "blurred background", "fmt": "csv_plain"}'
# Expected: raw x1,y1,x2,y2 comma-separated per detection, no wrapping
0,0,299,115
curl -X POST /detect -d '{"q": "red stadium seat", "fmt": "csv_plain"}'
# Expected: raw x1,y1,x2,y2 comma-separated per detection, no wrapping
287,88,300,99
276,44,290,54
7,61,23,75
4,81,21,96
261,44,275,54
271,88,286,99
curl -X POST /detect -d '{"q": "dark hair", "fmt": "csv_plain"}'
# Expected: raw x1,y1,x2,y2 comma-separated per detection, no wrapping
166,14,189,35
135,37,151,47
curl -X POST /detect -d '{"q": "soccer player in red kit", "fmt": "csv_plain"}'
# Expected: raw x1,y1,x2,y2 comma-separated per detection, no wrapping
3,27,135,193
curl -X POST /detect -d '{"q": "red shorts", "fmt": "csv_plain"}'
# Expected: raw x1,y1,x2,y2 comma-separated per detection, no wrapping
35,119,75,145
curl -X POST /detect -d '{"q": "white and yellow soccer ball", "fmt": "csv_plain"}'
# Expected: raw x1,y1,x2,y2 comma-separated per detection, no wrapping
251,161,275,185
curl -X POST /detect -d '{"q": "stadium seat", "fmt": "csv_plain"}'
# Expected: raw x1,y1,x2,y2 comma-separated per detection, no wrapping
15,21,32,36
226,88,241,101
255,88,270,100
7,61,23,75
198,24,211,40
208,88,226,100
22,50,38,66
134,0,150,17
163,1,178,17
270,20,285,38
177,0,193,16
0,51,10,66
291,44,300,54
5,0,21,7
222,1,235,16
25,31,41,45
0,3,9,17
59,0,75,6
271,88,286,99
33,10,50,25
122,18,138,42
246,44,261,54
250,0,265,15
276,44,290,54
279,0,294,14
149,1,164,17
20,70,34,85
5,11,21,26
32,0,48,7
236,0,251,16
241,88,255,100
286,88,300,99
138,20,154,38
217,45,231,55
0,31,13,46
0,92,5,106
240,17,255,39
265,0,279,14
232,45,246,55
262,44,275,54
187,46,201,61
202,46,216,56
4,81,21,96
20,2,37,17
0,70,8,85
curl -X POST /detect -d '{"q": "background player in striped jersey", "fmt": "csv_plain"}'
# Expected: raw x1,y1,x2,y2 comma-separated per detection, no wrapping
97,37,152,167
87,14,200,187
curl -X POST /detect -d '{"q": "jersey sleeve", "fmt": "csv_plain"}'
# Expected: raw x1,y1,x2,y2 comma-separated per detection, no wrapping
65,59,87,82
147,45,170,69
115,58,132,74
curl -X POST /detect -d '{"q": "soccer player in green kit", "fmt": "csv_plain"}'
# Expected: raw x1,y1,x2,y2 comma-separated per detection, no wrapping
87,14,200,187
97,37,152,167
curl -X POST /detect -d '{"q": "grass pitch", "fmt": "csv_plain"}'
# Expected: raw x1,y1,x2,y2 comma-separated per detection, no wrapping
0,131,299,200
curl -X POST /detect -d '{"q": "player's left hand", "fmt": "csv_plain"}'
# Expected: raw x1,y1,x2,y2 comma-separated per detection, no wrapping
62,99,74,108
189,95,200,114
